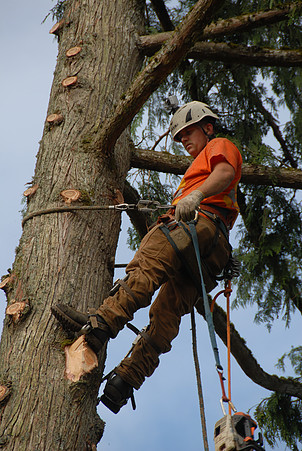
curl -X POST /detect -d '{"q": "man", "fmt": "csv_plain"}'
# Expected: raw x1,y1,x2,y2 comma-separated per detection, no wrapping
52,101,242,414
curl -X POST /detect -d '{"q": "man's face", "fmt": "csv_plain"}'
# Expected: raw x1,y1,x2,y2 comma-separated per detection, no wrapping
177,124,209,158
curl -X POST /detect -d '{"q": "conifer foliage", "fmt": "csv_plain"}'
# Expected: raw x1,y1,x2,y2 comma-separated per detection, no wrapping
129,0,302,446
0,0,301,449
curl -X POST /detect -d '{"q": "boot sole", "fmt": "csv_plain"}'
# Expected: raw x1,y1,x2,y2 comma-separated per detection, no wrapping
51,305,83,332
100,394,125,414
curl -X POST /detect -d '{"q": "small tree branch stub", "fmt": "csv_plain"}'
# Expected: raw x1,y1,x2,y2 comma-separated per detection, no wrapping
46,114,63,125
64,335,98,382
60,189,81,204
6,301,30,323
23,184,39,197
49,20,64,35
0,277,11,290
62,76,78,87
0,385,11,405
66,46,82,57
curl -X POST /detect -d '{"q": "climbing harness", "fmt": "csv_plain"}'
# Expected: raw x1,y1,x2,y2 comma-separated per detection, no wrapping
42,195,264,447
158,212,265,450
21,199,172,227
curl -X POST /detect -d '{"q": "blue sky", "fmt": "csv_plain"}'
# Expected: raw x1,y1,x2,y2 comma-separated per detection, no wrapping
0,1,300,450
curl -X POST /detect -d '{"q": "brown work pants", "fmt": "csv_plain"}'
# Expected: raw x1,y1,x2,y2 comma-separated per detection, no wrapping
96,215,230,390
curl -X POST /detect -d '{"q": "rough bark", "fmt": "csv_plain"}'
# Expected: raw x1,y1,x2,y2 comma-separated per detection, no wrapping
139,2,302,55
0,0,145,449
130,147,302,190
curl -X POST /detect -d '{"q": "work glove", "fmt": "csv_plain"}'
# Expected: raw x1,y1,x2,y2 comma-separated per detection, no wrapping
174,190,205,222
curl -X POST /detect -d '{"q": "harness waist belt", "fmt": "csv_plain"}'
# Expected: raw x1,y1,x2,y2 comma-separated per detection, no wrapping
199,208,229,241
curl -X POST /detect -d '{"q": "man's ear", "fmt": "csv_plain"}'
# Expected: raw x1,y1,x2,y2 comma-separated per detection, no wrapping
204,122,214,135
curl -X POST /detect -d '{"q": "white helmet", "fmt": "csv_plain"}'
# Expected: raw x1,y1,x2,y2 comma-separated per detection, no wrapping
169,101,219,141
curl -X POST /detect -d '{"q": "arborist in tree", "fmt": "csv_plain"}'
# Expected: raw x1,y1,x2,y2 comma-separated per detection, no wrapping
52,101,242,414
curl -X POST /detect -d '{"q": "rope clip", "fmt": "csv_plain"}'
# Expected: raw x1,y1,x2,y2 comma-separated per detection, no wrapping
109,203,137,211
137,200,172,212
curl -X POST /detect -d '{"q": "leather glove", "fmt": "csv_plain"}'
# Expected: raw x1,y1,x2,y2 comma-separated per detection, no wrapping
175,190,205,222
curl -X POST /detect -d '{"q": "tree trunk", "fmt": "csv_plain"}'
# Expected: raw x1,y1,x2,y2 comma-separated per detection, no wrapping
0,0,145,449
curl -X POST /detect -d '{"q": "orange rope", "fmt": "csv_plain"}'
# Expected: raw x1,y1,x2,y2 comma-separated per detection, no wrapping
225,280,232,414
211,280,233,413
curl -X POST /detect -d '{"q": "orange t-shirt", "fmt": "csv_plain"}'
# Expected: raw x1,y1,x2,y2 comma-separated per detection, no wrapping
172,138,242,229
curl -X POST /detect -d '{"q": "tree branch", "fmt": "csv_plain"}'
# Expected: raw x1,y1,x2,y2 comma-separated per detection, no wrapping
95,0,224,154
206,304,302,399
130,147,302,189
139,2,302,56
230,68,298,169
188,41,302,67
253,95,298,168
149,0,174,31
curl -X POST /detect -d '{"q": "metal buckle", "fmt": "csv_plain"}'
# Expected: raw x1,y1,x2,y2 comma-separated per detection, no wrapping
77,322,92,336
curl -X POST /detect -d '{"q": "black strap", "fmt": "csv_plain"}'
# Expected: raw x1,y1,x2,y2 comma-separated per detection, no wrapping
187,220,222,370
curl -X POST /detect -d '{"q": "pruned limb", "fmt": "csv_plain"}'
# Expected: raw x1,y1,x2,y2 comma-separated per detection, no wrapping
64,335,98,383
46,114,64,125
95,0,224,154
23,184,39,197
6,301,30,323
60,189,81,204
0,277,12,291
62,76,78,88
188,41,302,68
208,304,302,399
49,20,64,35
139,2,302,55
66,46,82,57
0,385,11,405
130,147,302,190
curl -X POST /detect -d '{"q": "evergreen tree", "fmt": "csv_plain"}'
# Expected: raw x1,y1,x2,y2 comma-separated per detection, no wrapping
0,0,301,448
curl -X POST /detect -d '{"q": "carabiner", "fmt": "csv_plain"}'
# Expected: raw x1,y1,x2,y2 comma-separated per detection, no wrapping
220,397,237,416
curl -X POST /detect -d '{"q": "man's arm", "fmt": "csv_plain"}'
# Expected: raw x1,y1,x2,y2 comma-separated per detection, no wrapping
196,161,235,198
174,161,235,222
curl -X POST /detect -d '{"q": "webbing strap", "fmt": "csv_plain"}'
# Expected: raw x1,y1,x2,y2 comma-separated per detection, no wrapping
159,220,222,370
187,220,222,371
159,223,203,295
88,308,99,328
118,278,140,305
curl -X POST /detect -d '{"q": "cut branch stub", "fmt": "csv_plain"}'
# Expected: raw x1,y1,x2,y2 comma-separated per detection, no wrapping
23,184,39,197
62,76,78,88
0,277,11,291
49,20,65,35
60,189,81,204
113,189,124,205
0,385,11,405
66,46,82,57
6,300,30,323
64,335,98,382
46,113,63,125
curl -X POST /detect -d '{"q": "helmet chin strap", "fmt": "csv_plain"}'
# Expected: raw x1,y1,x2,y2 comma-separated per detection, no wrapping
200,125,214,140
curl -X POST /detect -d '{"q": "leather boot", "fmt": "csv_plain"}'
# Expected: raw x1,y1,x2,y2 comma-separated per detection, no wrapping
100,372,135,414
51,303,111,354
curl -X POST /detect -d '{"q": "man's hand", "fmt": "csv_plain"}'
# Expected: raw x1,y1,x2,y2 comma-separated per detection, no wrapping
175,190,205,222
